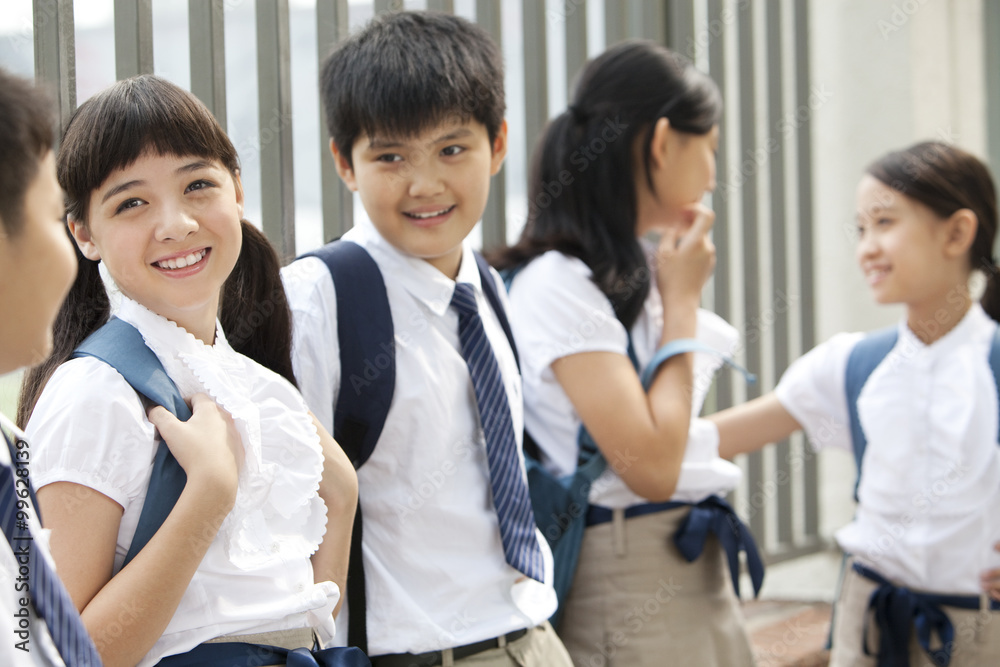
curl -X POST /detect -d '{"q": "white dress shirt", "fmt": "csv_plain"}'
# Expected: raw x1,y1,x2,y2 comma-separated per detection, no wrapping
282,219,557,656
506,248,743,508
0,414,66,667
776,303,1000,594
26,296,338,666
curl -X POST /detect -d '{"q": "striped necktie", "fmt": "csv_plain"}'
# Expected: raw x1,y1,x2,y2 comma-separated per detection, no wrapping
451,282,543,582
0,421,103,666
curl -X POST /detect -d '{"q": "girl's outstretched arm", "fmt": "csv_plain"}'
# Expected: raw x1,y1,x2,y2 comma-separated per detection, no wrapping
37,393,241,667
308,413,357,617
552,205,716,502
710,393,802,460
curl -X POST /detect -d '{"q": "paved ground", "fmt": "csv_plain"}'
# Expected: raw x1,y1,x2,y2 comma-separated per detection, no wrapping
743,548,843,666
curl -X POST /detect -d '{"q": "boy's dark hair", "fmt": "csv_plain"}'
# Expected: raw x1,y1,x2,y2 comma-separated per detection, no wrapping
18,75,297,426
493,41,722,329
867,142,1000,323
0,68,55,237
320,10,505,164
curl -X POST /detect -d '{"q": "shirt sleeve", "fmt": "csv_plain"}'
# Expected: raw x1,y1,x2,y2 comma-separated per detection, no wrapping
281,257,341,435
507,252,627,381
774,331,865,453
25,357,157,509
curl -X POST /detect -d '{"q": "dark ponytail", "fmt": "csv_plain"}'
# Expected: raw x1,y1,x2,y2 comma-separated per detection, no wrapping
867,141,1000,322
492,40,721,328
18,236,109,427
220,221,297,387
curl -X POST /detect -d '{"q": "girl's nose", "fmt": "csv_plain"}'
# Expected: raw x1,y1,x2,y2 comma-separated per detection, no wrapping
155,206,199,241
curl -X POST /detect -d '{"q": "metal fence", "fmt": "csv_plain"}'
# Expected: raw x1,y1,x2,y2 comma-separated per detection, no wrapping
27,0,822,565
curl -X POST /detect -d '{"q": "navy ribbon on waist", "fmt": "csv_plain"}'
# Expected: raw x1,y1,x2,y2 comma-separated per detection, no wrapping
852,561,1000,667
156,642,370,667
673,495,765,599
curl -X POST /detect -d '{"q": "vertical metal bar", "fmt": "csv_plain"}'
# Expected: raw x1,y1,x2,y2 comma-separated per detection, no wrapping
477,0,507,251
987,0,1000,250
374,0,397,15
427,0,455,12
114,0,154,79
522,0,548,188
635,0,666,44
257,0,296,262
737,4,765,542
318,0,354,242
33,0,76,133
565,0,588,91
708,0,731,411
794,0,819,543
666,0,695,53
765,0,793,549
604,0,627,46
189,0,227,129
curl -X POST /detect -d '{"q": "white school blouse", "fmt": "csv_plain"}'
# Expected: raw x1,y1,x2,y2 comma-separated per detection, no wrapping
506,248,743,509
775,303,1000,595
282,219,557,656
26,296,338,667
0,414,65,667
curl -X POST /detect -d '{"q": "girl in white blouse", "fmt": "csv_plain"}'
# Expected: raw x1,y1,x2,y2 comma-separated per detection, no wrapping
494,42,757,666
16,76,359,667
712,142,1000,666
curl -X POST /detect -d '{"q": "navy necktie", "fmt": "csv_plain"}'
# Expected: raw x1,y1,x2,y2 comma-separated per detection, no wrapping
0,421,103,666
451,282,544,582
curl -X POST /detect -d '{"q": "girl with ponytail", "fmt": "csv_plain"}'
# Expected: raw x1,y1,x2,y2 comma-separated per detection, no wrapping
17,75,360,667
495,41,757,665
713,141,1000,666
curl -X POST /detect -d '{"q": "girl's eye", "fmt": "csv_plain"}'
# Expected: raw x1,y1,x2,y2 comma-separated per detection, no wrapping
876,217,892,226
185,179,215,193
441,145,464,157
115,198,144,215
376,153,402,163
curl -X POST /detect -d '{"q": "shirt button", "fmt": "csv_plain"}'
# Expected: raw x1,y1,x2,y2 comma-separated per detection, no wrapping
271,542,280,553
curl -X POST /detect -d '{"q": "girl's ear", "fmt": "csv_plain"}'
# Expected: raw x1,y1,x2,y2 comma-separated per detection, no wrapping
67,217,101,261
233,168,245,219
648,117,672,172
943,208,978,259
330,139,358,192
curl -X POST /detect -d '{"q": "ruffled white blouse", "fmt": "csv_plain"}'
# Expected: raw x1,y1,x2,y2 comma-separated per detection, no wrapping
27,296,338,666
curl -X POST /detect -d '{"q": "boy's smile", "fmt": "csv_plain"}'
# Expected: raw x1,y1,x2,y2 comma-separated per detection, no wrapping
333,118,507,279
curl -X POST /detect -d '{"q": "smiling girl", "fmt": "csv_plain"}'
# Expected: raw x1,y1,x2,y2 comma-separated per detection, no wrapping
712,142,1000,666
16,75,360,667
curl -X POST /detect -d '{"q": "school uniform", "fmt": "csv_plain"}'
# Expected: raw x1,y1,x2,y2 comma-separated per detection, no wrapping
0,414,79,667
775,303,1000,666
26,296,339,667
282,218,569,666
507,247,755,667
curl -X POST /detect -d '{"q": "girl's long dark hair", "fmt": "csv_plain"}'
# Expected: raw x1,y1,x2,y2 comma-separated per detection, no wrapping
18,75,295,427
866,141,1000,323
492,41,721,328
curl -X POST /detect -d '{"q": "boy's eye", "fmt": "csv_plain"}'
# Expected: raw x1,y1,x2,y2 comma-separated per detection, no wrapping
185,178,215,193
115,198,144,215
441,145,464,157
376,153,403,163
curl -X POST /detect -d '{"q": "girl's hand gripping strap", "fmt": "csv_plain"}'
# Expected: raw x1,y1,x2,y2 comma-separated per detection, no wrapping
639,338,757,390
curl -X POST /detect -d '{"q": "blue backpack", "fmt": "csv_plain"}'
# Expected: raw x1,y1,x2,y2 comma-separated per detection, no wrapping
297,240,516,653
844,324,1000,493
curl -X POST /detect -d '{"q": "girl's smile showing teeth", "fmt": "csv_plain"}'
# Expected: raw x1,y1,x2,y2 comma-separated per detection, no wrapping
154,248,209,271
404,205,455,221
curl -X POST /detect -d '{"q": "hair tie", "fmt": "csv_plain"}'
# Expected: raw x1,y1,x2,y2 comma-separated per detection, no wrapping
567,104,588,124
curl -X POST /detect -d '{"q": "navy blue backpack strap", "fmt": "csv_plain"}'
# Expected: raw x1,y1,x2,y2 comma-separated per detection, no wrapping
300,240,395,468
297,240,397,655
845,326,898,500
72,317,190,568
475,251,519,370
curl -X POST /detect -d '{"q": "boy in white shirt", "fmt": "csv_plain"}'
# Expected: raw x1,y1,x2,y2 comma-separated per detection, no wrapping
0,68,101,666
282,11,571,667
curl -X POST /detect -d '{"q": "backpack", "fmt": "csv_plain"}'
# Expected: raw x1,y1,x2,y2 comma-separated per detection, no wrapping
298,240,516,653
844,324,1000,495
